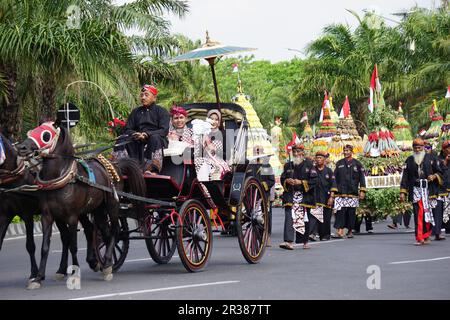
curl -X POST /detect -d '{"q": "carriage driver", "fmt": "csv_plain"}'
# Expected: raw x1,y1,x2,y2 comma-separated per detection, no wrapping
114,85,170,174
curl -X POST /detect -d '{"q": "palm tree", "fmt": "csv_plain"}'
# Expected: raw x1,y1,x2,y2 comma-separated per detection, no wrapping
0,0,188,139
291,8,449,135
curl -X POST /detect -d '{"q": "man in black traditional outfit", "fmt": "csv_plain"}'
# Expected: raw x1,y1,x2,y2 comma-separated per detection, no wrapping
432,140,449,240
311,150,336,241
279,144,317,250
332,144,366,239
400,138,443,245
114,85,169,174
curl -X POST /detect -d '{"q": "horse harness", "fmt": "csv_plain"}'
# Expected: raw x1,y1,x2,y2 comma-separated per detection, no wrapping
0,157,26,185
1,153,175,207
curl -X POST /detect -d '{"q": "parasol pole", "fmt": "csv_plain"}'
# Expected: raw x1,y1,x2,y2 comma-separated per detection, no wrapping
206,57,221,111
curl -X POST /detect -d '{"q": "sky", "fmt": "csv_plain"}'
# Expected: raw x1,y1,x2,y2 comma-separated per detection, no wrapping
163,0,434,62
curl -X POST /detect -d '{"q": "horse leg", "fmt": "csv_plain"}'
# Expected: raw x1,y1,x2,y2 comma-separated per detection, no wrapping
23,214,38,280
79,215,99,272
96,204,118,282
54,219,69,280
27,212,54,290
67,219,80,269
0,213,13,251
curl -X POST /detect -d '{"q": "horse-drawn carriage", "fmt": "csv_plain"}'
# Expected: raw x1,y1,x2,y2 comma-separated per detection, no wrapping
0,100,271,288
94,102,270,273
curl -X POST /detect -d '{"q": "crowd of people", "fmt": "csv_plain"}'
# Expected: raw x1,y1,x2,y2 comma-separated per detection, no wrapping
112,84,449,249
278,138,450,250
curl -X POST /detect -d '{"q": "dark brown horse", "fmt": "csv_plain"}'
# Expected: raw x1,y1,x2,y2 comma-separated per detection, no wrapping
0,133,102,287
0,133,40,283
17,122,146,289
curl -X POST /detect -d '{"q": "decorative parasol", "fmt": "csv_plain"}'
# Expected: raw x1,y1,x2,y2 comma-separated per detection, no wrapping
168,31,256,108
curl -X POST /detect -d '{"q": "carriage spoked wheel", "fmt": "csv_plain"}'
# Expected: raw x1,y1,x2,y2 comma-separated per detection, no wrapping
93,215,129,273
144,211,177,264
236,177,269,264
176,199,213,272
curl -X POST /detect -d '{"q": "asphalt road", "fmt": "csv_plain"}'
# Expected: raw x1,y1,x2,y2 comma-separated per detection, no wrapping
1,208,449,300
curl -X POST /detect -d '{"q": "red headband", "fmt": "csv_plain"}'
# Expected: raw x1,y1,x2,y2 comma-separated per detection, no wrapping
170,106,187,117
141,84,158,96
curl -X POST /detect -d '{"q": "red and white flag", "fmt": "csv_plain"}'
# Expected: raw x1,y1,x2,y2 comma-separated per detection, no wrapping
446,85,450,99
232,63,239,73
300,112,308,123
368,65,381,113
319,91,330,122
285,131,300,152
339,96,350,119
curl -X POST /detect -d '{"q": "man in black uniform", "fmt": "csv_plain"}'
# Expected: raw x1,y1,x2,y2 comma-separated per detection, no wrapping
400,138,443,245
433,140,449,240
442,142,450,235
311,150,336,241
332,145,366,238
279,144,317,250
116,85,170,174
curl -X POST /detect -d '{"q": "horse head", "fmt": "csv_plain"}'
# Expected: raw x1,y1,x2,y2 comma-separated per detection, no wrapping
0,132,31,187
17,122,65,157
0,133,19,173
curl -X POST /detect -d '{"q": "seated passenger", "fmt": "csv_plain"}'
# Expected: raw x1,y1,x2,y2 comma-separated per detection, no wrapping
193,109,230,181
168,105,193,146
112,85,169,174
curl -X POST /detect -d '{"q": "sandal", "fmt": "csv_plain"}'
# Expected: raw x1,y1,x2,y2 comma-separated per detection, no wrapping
279,242,294,250
303,244,311,250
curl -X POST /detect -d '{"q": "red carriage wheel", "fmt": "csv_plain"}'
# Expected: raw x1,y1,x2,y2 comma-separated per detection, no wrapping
236,177,269,264
176,199,213,272
144,211,177,264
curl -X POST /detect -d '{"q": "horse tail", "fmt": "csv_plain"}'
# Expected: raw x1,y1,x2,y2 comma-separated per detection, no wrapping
117,158,146,219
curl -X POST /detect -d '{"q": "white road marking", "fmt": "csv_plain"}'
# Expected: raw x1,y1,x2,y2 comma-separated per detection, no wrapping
293,239,345,247
125,256,179,263
4,231,61,241
70,280,240,300
389,256,450,265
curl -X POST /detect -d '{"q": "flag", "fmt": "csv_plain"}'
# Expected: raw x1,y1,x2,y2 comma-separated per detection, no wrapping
285,131,298,152
368,64,381,113
232,63,239,73
339,96,350,119
429,99,438,119
418,129,426,137
300,112,308,123
319,91,330,122
446,85,450,99
0,136,6,164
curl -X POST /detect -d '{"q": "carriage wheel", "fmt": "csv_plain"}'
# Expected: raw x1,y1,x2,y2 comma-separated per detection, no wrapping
236,177,269,264
94,216,129,272
176,199,212,272
144,212,177,264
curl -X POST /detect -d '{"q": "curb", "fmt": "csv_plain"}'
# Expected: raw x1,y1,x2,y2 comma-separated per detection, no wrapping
5,222,59,239
5,218,139,240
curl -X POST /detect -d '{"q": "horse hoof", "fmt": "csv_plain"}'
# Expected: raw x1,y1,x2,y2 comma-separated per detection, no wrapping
104,273,113,281
26,281,41,290
102,266,113,281
94,263,101,273
54,273,66,281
